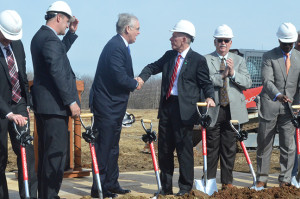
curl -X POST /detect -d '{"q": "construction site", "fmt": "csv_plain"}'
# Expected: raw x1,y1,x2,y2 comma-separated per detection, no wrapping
6,49,300,198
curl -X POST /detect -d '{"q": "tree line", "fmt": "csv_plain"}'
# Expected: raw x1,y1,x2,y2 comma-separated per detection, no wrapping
27,72,161,110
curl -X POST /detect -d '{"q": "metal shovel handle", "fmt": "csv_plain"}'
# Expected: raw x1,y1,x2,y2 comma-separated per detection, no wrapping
141,119,152,132
80,113,94,130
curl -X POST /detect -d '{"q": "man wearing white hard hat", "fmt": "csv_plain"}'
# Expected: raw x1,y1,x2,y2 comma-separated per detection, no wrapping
254,22,300,190
0,10,38,199
205,24,251,190
138,20,215,196
30,1,80,198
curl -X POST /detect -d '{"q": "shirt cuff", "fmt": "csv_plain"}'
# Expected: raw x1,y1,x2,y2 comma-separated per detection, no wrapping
6,112,13,118
69,101,76,106
229,71,236,80
274,93,281,101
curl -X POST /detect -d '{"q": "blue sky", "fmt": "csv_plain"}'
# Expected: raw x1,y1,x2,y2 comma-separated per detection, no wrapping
3,0,300,77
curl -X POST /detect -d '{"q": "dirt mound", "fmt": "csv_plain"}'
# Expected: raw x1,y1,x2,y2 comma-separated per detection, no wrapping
81,187,300,199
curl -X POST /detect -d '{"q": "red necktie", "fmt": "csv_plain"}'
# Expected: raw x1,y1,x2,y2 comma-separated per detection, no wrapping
166,55,181,100
4,46,21,103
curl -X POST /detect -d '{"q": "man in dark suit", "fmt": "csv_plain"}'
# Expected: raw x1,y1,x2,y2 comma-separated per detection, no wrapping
30,1,80,198
255,23,300,190
138,20,215,196
0,10,38,199
89,13,141,198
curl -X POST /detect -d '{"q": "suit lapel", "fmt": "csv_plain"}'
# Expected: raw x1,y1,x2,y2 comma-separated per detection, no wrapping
275,47,287,80
210,51,220,73
179,48,192,77
0,47,11,83
167,51,177,82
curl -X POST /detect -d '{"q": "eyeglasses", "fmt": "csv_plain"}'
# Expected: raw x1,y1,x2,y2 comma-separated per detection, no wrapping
217,39,231,43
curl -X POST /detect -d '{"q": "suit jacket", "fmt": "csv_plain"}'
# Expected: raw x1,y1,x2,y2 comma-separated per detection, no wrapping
139,48,214,125
259,47,300,121
0,40,30,119
90,34,137,118
31,25,80,116
205,51,252,126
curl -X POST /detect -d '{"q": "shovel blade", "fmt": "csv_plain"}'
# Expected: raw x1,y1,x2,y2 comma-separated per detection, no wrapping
291,176,300,188
195,178,218,196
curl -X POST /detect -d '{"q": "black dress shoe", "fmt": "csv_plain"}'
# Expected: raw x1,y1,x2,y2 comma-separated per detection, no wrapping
159,190,173,195
176,190,189,196
108,187,131,194
91,190,118,198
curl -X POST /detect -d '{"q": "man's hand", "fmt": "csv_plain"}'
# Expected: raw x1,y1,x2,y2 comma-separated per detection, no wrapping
70,102,81,118
226,58,235,77
7,113,28,126
69,17,79,33
276,94,292,103
135,77,144,90
205,97,216,108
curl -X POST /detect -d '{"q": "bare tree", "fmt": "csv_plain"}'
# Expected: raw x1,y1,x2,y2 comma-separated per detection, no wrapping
128,77,161,109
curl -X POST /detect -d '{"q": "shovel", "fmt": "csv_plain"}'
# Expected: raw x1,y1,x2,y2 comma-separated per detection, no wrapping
14,121,33,199
141,119,161,198
80,113,103,199
230,120,257,188
194,102,218,196
291,105,300,188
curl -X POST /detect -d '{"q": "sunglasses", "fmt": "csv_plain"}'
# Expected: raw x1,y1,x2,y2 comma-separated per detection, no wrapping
217,39,231,43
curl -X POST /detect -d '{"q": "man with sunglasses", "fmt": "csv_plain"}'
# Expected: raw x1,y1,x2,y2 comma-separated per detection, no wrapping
31,1,80,198
254,23,300,190
204,24,252,190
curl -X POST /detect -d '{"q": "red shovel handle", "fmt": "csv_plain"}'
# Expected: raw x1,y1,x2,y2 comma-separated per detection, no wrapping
150,142,159,171
296,128,300,155
202,127,207,156
21,146,28,181
90,144,99,174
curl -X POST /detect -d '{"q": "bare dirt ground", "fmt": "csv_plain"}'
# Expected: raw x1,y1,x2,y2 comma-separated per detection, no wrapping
7,109,296,198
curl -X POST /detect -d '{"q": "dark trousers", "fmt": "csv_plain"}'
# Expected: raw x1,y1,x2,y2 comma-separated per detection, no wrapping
206,105,236,184
91,102,127,193
158,96,194,192
0,98,37,199
35,114,68,199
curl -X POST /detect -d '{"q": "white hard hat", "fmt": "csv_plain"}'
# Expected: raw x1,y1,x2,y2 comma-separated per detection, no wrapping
276,22,297,43
213,24,234,38
0,10,22,41
46,1,74,22
170,20,196,39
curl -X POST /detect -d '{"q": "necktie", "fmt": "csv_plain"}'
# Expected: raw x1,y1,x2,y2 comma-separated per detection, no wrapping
285,53,291,74
219,57,229,106
4,46,21,103
127,46,130,55
166,55,181,100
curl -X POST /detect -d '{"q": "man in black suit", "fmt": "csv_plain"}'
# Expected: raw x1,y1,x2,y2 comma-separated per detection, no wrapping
30,1,80,198
0,10,38,199
89,13,141,198
138,20,215,196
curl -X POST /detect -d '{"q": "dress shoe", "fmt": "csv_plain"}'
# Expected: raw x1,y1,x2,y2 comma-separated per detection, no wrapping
176,190,189,196
91,190,118,198
108,187,131,194
159,190,173,195
280,182,292,187
221,183,234,190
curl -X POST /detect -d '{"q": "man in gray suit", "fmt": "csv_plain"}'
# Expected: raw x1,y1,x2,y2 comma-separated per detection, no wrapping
205,24,252,189
255,22,300,190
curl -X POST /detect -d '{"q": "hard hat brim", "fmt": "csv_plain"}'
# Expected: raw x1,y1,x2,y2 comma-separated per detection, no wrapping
69,16,75,23
279,37,297,43
0,27,22,40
